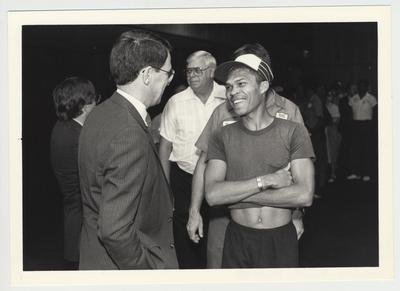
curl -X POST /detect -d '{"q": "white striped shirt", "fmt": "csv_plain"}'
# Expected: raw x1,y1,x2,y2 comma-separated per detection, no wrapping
160,82,226,174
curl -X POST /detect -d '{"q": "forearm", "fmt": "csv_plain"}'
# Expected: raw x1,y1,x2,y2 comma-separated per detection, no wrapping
244,182,313,208
205,161,292,207
158,138,172,183
292,208,304,220
159,157,171,183
189,153,206,214
205,177,260,206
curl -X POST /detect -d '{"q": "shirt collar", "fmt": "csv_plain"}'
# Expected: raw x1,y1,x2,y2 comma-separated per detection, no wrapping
72,118,83,127
117,88,149,126
187,81,226,103
357,92,372,99
266,90,285,109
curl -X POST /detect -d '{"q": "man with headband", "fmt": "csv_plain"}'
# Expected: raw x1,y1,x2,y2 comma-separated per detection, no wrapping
187,43,307,268
203,43,315,268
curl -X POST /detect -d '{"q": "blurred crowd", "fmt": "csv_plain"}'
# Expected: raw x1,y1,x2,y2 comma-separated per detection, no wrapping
280,79,377,198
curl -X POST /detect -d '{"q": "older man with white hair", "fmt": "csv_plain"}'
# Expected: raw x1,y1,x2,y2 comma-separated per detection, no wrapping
159,50,226,268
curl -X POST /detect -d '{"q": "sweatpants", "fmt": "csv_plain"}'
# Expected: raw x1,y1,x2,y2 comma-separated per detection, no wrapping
222,220,298,268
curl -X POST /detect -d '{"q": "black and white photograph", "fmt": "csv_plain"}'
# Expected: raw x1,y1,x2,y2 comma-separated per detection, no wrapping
2,3,396,291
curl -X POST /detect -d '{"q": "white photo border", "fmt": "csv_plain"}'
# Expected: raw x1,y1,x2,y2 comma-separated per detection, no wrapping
8,6,393,287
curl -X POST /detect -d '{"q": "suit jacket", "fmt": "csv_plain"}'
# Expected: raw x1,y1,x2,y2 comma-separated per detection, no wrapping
78,92,178,270
50,119,82,262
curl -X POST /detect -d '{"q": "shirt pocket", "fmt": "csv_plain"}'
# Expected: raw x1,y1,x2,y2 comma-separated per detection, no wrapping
176,114,197,139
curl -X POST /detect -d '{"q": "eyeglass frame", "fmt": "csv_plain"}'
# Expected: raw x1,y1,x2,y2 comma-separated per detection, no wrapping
153,66,175,79
95,94,102,104
184,66,210,76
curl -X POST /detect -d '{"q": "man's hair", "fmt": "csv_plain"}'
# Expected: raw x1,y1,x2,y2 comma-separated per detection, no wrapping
186,50,216,68
52,77,96,121
358,78,370,87
232,43,273,84
110,29,172,85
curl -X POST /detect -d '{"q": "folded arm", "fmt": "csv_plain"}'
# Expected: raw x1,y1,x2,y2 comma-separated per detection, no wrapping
204,159,292,207
244,158,314,208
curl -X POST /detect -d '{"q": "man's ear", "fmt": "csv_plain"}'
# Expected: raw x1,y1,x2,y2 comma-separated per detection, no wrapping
259,80,270,95
209,66,216,78
141,66,152,85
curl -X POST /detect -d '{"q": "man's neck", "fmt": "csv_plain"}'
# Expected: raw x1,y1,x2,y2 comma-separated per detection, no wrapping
265,89,276,108
193,81,214,104
242,101,274,131
118,83,149,108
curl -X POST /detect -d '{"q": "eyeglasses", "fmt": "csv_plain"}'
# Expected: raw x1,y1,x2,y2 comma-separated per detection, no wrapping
154,67,175,79
184,67,210,76
95,94,102,104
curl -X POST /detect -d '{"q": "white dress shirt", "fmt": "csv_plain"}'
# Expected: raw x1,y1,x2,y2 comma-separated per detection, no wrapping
348,92,377,121
117,88,149,126
72,118,83,127
160,82,226,174
326,102,340,119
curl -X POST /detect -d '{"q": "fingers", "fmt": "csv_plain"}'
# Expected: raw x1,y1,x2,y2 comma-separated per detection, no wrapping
198,218,203,238
292,218,304,240
186,215,203,243
187,227,200,243
186,220,196,241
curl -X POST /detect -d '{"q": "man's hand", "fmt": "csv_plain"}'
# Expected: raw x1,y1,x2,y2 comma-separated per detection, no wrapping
292,209,304,239
261,164,292,189
186,210,203,243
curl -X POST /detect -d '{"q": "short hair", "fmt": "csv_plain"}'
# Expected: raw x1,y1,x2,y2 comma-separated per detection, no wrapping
186,50,216,68
110,29,172,85
358,78,370,87
232,43,273,83
52,77,96,121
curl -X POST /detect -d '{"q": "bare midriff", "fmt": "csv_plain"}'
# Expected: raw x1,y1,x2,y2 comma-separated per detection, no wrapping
230,206,291,229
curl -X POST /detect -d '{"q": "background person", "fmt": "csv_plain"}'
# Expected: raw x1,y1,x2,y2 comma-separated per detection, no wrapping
159,51,226,269
347,78,377,182
325,88,342,182
50,76,97,270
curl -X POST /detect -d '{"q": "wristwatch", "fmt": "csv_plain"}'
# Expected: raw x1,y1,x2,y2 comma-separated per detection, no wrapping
256,176,264,192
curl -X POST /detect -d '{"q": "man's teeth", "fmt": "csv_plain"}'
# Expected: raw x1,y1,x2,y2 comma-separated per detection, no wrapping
233,99,244,104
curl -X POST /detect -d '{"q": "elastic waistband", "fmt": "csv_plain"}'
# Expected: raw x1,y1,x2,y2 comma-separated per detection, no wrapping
229,219,293,234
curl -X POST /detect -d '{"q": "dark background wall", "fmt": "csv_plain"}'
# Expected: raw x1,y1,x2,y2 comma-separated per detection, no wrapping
22,23,377,269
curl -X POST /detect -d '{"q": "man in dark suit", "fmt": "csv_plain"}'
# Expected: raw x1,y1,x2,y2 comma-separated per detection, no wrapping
78,29,178,270
50,76,97,270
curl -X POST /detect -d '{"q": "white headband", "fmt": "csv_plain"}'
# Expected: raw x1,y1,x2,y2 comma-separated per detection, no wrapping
214,53,274,83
